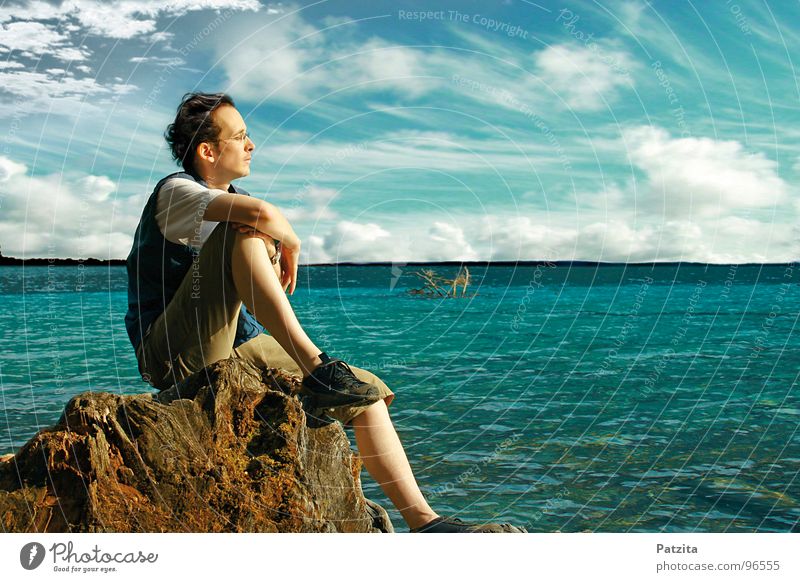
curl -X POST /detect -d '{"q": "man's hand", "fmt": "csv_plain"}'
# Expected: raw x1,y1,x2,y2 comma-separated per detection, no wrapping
279,242,300,295
230,222,297,293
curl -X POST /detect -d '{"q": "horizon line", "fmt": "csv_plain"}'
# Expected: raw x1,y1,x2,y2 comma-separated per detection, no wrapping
1,256,797,268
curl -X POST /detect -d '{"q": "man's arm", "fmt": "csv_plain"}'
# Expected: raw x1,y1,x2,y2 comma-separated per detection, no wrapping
204,194,300,250
204,194,301,294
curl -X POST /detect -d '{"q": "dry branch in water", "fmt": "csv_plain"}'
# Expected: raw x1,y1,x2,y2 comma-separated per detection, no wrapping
408,267,475,298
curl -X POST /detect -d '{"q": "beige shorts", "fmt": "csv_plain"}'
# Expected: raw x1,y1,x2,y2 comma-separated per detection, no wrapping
136,222,394,426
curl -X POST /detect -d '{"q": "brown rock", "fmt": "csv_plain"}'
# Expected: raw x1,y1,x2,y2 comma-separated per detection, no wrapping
0,358,393,533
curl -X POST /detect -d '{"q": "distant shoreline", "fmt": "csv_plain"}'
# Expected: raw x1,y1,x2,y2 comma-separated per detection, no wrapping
0,255,795,268
0,256,125,266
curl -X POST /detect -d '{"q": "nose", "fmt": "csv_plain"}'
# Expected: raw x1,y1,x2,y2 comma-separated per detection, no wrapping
245,135,255,151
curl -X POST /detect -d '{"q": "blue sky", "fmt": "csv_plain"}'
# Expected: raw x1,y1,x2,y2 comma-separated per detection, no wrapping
1,0,798,263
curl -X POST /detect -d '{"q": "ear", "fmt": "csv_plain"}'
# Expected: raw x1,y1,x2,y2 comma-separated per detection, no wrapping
196,141,217,165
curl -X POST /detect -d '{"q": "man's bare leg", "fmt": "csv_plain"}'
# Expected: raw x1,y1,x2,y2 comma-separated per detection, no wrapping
352,399,439,529
230,231,322,377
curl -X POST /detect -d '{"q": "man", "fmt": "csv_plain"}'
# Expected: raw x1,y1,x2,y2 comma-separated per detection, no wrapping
124,92,517,533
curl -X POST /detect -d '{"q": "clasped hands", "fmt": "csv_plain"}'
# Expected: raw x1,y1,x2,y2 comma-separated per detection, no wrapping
230,222,300,295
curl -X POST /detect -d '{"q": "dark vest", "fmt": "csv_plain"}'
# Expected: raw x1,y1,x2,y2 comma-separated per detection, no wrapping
124,171,264,361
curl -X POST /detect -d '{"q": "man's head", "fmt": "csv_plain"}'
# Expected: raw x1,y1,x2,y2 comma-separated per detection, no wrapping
165,92,254,185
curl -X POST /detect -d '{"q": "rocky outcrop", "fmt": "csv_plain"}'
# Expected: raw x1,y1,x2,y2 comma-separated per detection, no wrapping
0,358,393,533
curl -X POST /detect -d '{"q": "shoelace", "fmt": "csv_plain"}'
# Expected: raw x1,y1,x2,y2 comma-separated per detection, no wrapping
325,359,361,384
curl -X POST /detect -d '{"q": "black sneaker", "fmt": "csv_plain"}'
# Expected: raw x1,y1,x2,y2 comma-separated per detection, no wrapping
300,353,381,410
410,515,526,533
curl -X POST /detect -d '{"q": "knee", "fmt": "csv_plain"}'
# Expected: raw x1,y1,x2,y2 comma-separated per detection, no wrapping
350,398,389,428
229,226,277,256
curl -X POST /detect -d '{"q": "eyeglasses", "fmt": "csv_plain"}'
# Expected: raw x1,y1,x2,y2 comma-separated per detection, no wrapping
218,131,251,145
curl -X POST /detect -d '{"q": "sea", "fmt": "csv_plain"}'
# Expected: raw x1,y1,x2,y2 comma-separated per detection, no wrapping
0,263,798,532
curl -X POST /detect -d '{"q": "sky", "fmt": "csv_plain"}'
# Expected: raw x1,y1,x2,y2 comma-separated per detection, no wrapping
0,0,798,263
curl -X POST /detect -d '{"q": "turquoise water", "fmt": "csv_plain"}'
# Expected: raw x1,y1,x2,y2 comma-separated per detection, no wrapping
1,263,798,532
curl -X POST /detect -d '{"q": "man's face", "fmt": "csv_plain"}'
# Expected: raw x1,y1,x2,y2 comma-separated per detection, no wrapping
206,104,254,182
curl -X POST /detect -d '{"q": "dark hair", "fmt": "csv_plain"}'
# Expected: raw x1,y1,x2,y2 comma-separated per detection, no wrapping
164,92,235,174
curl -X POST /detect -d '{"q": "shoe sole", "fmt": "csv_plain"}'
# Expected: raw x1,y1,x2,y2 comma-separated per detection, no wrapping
301,401,336,428
298,385,381,409
299,395,380,429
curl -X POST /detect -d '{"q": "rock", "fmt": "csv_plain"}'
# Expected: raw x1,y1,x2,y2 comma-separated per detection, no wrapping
0,358,393,533
469,522,527,533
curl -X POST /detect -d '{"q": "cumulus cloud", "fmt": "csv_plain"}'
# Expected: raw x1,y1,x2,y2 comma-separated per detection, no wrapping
320,220,394,263
427,222,480,262
624,125,788,217
2,144,794,263
80,175,117,202
0,156,137,259
533,43,634,111
293,207,797,265
303,234,332,264
494,214,795,263
218,11,429,105
263,123,797,264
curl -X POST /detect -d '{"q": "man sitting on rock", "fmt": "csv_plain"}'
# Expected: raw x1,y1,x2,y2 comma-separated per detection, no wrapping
124,92,519,533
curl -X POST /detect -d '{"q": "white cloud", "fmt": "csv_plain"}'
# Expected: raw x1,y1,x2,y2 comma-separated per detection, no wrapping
0,21,68,55
0,157,27,182
51,47,90,62
303,234,331,264
289,207,798,264
320,220,394,263
0,0,262,112
249,120,796,263
624,125,787,217
1,144,794,263
428,222,480,262
0,156,138,259
533,43,634,111
80,175,117,202
0,20,88,61
283,186,339,222
148,31,174,44
573,220,644,261
219,11,429,105
0,70,135,117
347,38,429,97
130,56,186,67
0,1,262,39
68,3,158,39
258,131,571,190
